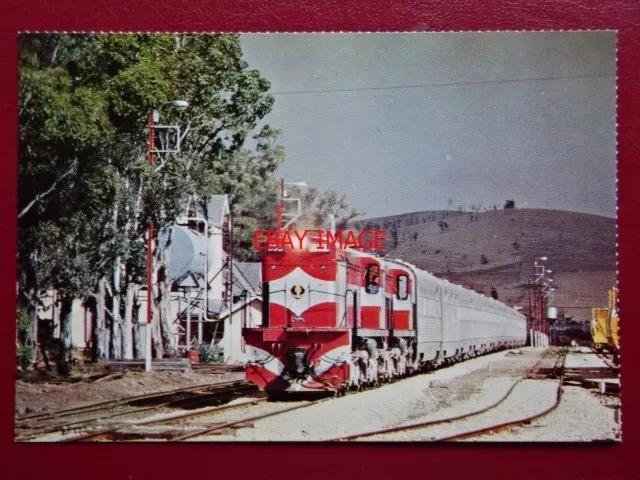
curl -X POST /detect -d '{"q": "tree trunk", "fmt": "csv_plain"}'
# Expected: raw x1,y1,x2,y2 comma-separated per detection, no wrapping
157,265,176,357
156,227,177,357
110,261,122,359
122,282,137,360
152,297,163,359
93,277,107,361
109,200,122,359
56,294,73,376
133,323,142,359
104,318,111,360
21,254,39,366
23,299,38,367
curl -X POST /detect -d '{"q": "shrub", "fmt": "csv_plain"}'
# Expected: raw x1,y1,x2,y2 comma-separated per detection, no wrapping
17,308,31,334
16,308,34,370
16,345,34,370
194,342,224,364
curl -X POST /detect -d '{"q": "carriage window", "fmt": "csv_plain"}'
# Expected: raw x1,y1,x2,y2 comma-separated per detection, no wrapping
365,264,380,294
397,275,409,300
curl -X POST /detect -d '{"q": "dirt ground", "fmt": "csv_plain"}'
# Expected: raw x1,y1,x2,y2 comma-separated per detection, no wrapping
15,367,244,416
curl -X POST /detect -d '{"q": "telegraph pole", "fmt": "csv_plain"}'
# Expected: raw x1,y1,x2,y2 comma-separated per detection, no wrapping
145,112,155,372
143,99,189,372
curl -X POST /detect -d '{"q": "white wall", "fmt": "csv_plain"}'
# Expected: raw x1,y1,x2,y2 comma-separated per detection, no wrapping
221,299,262,364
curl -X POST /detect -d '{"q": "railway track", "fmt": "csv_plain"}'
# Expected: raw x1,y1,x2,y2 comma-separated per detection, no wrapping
67,396,332,442
72,351,545,442
589,346,619,371
561,347,620,395
19,349,561,442
15,380,257,442
332,348,567,442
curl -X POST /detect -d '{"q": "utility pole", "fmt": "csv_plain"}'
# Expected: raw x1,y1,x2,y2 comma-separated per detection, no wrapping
143,99,189,372
276,178,284,231
145,112,155,372
532,256,551,347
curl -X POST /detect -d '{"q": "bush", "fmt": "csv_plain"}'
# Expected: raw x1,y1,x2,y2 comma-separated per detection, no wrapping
17,308,31,333
16,308,35,370
194,342,224,364
16,345,34,370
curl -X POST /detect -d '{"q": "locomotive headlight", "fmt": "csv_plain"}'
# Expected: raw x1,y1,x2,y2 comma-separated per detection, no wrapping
320,265,326,271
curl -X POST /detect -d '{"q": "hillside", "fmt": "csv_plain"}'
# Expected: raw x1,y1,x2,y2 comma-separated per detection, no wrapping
352,209,616,323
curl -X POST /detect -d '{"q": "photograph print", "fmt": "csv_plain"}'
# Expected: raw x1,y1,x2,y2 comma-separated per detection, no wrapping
15,31,618,442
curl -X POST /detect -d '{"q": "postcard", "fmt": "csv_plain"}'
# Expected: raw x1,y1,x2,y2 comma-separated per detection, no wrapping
15,32,618,442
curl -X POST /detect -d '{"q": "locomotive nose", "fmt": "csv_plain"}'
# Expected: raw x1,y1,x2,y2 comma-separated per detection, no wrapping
285,348,310,377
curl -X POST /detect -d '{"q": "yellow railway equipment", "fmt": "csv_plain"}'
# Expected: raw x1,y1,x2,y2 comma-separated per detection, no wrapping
591,287,619,356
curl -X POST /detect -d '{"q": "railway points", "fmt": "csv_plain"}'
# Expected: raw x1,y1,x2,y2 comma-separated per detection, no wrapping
458,346,620,442
15,380,258,442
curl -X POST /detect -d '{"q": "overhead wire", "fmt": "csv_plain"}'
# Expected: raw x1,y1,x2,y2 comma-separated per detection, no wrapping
270,73,614,96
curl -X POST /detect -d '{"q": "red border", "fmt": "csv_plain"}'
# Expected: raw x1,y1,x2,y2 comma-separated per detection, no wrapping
2,1,638,479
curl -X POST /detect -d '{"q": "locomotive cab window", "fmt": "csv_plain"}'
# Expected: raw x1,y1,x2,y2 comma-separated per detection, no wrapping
397,274,409,300
365,264,380,294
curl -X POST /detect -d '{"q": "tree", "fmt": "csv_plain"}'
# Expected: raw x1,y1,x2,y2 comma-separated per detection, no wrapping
201,126,285,261
504,199,516,209
18,33,281,370
292,187,360,231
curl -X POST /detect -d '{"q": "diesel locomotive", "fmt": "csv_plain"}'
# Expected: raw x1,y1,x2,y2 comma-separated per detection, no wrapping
242,242,527,395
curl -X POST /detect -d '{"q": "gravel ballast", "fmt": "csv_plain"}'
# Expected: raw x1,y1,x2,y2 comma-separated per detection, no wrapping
193,348,548,442
22,347,620,442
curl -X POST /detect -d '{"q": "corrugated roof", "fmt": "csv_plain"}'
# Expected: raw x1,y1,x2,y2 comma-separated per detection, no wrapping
234,262,262,294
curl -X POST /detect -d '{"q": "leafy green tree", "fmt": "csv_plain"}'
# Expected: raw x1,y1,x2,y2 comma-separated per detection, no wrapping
18,33,280,370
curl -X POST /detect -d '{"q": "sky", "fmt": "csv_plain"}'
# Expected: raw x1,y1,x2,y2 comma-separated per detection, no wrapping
240,32,616,219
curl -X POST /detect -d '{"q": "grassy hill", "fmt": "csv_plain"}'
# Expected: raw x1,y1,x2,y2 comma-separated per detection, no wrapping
352,208,616,323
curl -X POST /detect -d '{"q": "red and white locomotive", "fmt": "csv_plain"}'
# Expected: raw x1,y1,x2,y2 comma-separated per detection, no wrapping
243,241,526,395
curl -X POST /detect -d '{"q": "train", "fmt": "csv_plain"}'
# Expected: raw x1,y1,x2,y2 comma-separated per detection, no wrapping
591,287,619,361
242,241,527,396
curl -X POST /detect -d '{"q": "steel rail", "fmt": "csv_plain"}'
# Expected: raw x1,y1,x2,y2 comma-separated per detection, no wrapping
589,347,619,372
65,352,530,442
16,382,257,441
20,347,536,442
436,350,567,441
68,397,328,442
332,349,565,442
16,380,250,424
173,398,331,441
65,397,268,442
